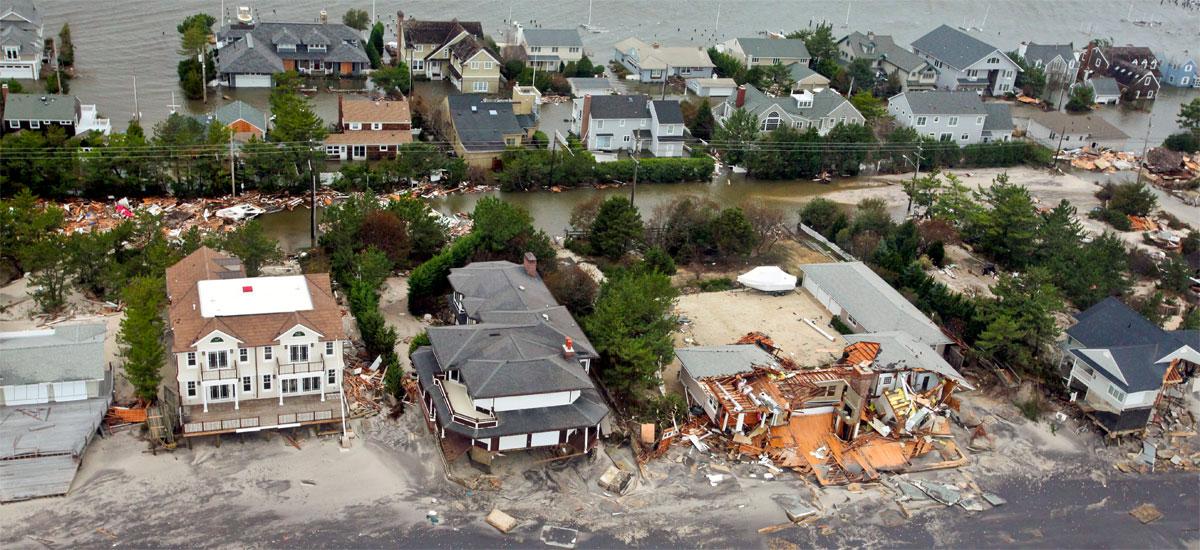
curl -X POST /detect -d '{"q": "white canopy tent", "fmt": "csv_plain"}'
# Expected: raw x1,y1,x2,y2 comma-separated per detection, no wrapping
737,266,797,293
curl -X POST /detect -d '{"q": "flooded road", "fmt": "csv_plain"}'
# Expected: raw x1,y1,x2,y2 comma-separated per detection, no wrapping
33,0,1200,144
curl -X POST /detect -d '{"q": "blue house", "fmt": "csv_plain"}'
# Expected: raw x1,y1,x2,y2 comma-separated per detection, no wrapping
1160,52,1198,88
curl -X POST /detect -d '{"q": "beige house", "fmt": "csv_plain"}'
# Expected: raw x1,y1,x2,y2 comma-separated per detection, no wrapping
721,37,811,68
166,247,347,438
448,36,502,94
445,94,529,169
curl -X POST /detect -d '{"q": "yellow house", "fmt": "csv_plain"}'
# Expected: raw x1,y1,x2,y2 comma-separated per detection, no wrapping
396,14,498,93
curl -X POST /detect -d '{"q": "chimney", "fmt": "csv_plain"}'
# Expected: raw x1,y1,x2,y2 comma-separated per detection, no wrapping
563,337,575,359
735,85,746,108
523,252,538,277
319,9,328,24
867,31,875,40
580,95,593,140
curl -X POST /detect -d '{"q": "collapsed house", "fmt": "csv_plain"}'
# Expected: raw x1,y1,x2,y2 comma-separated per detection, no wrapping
676,333,971,486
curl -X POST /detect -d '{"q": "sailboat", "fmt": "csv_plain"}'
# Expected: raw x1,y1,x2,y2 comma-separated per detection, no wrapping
579,0,609,33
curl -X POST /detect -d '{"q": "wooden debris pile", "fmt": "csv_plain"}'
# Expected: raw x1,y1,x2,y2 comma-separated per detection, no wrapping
1143,147,1200,184
105,402,148,428
1066,148,1138,172
343,356,387,418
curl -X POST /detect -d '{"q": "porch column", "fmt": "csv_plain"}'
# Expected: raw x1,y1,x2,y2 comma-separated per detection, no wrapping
233,382,239,410
279,380,284,406
202,384,209,413
320,379,325,402
583,426,589,450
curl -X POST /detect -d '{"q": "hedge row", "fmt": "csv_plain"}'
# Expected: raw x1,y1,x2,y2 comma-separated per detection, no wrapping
406,232,482,313
594,157,715,184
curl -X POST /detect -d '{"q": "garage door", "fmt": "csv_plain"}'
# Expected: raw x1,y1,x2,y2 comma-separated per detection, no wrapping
530,430,560,447
52,381,88,402
3,383,49,405
234,74,273,88
498,434,528,450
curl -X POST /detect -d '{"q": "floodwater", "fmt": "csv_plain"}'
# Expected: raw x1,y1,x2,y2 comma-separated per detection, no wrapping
259,176,872,252
35,0,1200,142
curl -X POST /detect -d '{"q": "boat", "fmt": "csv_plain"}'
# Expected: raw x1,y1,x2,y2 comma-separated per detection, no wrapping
215,204,267,221
578,0,609,33
731,165,748,174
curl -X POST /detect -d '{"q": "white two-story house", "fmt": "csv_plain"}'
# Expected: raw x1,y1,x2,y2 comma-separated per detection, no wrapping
1060,297,1196,437
516,25,584,72
571,94,686,157
167,247,347,438
715,84,866,137
0,0,43,80
911,24,1021,96
887,90,990,145
414,254,609,456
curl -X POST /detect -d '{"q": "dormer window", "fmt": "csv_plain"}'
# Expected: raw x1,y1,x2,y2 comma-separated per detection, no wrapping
309,44,327,52
277,43,296,52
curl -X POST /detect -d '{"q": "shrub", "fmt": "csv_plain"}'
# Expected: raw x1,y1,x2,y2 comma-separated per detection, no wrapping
697,277,734,292
595,157,714,184
927,240,946,267
1163,131,1200,153
407,232,481,313
1088,207,1131,231
642,246,676,275
408,330,431,355
829,316,852,334
545,264,599,315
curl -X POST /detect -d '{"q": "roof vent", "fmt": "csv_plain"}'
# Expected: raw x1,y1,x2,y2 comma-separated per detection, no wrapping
488,109,497,116
517,285,526,291
242,285,253,293
470,105,477,112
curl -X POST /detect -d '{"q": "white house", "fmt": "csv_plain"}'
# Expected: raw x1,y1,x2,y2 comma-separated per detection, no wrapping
415,255,609,456
0,0,43,80
613,37,714,82
714,84,865,137
911,25,1021,96
572,94,686,157
1060,298,1196,436
1022,110,1129,151
887,90,990,145
166,247,347,438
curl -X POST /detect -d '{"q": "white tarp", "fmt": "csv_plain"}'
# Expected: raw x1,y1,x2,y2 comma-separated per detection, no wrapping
737,266,797,292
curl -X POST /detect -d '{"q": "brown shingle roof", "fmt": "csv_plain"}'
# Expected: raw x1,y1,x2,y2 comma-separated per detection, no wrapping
323,130,413,145
403,19,483,46
166,248,345,353
340,98,412,125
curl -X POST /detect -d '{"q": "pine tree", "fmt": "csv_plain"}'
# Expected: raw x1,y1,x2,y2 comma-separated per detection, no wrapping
119,277,167,402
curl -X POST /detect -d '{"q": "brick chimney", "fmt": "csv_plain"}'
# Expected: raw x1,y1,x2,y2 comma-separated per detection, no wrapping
735,85,746,108
563,337,575,359
580,95,593,141
523,252,538,277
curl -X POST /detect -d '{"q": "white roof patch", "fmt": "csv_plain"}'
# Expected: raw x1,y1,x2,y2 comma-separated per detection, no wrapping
197,275,313,318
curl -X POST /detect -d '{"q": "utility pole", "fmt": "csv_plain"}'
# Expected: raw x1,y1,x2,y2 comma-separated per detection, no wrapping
52,40,62,94
1052,122,1068,171
630,136,641,205
132,76,140,122
199,48,208,103
1136,117,1152,184
661,65,669,99
229,130,236,196
307,153,317,248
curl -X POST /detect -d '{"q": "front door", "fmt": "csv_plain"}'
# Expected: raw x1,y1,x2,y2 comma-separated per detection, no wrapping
351,145,366,160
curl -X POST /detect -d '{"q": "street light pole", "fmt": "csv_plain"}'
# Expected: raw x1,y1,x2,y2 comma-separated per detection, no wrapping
630,136,640,205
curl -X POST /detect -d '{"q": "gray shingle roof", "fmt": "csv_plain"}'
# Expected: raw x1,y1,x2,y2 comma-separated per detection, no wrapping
801,262,951,347
839,32,929,73
449,261,558,318
912,24,1004,69
588,94,651,119
428,322,595,398
412,348,608,438
1,93,77,122
676,345,778,380
982,103,1013,132
0,323,106,385
1086,76,1120,96
730,84,855,121
567,77,614,97
843,331,972,389
0,24,37,49
737,37,810,60
1064,297,1197,393
786,62,822,82
402,20,483,46
447,95,524,152
522,28,583,48
898,90,987,115
212,100,267,131
1023,43,1074,67
651,100,683,124
1027,111,1129,140
217,33,286,74
1,0,40,28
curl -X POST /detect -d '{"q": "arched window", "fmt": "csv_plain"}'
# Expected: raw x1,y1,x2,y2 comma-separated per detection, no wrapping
762,112,782,131
211,336,224,343
292,331,305,337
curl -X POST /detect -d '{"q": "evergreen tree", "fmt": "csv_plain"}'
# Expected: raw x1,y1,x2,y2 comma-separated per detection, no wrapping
119,277,167,402
217,220,281,276
589,196,644,260
584,268,678,402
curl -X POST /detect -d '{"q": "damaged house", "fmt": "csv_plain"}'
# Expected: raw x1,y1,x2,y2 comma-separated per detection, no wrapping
675,333,970,486
1060,297,1197,437
413,255,609,458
